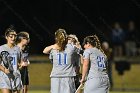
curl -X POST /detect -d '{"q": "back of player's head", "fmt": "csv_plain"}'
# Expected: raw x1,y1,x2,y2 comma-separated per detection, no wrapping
83,34,106,57
16,31,30,44
55,28,67,51
82,35,96,47
5,25,17,37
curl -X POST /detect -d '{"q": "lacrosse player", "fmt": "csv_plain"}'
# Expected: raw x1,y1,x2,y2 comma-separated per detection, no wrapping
80,35,110,93
0,25,22,93
16,31,30,93
43,29,81,93
67,34,82,90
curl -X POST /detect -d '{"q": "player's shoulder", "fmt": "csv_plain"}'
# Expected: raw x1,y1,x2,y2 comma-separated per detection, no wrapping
0,44,6,47
14,45,21,52
0,44,7,49
84,48,95,53
84,48,99,55
65,43,76,50
14,45,20,49
66,43,74,48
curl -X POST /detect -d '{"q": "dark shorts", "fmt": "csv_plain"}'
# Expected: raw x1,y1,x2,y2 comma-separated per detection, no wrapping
20,66,29,85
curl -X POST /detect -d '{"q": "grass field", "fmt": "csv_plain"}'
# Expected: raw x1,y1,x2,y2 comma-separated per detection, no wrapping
28,63,140,89
1,90,140,93
1,56,140,93
27,90,140,93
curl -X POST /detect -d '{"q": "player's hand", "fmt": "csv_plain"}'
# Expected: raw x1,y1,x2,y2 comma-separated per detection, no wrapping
21,62,28,66
4,68,10,74
80,78,85,84
20,61,28,67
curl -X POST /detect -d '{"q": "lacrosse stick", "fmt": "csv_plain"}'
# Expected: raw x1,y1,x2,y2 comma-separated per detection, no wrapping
1,51,14,93
75,83,84,93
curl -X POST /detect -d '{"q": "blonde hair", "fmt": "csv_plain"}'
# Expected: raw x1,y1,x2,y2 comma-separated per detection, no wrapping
55,28,67,51
68,34,79,44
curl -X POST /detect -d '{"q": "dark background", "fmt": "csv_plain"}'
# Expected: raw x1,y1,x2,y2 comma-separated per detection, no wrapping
0,0,140,54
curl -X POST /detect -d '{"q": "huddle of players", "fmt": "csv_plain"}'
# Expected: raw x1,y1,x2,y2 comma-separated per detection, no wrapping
43,28,110,93
0,25,30,93
0,26,109,93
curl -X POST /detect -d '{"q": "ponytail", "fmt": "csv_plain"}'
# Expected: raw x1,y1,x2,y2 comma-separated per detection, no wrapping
93,35,106,57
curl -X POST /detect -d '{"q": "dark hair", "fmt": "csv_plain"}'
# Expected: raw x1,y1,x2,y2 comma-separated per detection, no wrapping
83,35,106,57
5,25,16,37
55,28,67,51
16,31,29,44
82,36,96,46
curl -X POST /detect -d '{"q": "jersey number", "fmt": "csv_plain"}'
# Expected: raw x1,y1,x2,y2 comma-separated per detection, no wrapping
57,53,67,65
11,55,17,71
11,56,17,66
97,56,105,68
12,57,16,65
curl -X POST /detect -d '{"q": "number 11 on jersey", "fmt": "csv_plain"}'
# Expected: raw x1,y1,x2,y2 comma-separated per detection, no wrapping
57,53,67,65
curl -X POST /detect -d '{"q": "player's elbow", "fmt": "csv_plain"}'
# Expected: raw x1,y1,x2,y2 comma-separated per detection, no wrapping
43,50,47,54
43,49,50,54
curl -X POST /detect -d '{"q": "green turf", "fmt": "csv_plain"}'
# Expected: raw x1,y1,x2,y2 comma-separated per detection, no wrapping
28,90,140,93
0,90,140,93
28,63,140,89
1,58,140,93
28,90,49,93
26,55,140,90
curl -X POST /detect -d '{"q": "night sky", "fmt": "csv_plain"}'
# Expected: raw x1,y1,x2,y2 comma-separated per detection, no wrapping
0,0,140,54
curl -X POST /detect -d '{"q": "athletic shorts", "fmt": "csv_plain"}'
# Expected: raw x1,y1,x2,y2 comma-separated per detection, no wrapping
0,71,22,91
20,66,29,85
51,77,76,93
84,77,110,93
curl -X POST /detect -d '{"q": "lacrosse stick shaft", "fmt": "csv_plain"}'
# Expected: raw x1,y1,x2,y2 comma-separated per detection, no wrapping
75,83,83,93
9,78,14,93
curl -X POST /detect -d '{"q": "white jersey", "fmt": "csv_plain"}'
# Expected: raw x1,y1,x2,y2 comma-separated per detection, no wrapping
83,47,108,78
0,44,21,72
0,44,22,90
49,43,78,77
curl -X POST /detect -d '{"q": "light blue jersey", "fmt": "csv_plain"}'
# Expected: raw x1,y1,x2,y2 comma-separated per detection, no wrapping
0,44,22,90
83,47,108,77
49,43,78,77
83,47,110,93
49,43,77,93
0,44,21,71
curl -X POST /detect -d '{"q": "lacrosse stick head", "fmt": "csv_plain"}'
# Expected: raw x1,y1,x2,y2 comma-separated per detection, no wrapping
1,51,9,68
0,51,14,72
1,51,9,57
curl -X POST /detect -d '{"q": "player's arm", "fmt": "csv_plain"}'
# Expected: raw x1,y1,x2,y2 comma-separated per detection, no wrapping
19,60,28,68
81,58,89,84
43,44,56,54
75,42,81,49
0,65,6,72
0,65,10,74
18,50,28,69
80,54,84,64
19,59,24,69
19,57,29,68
